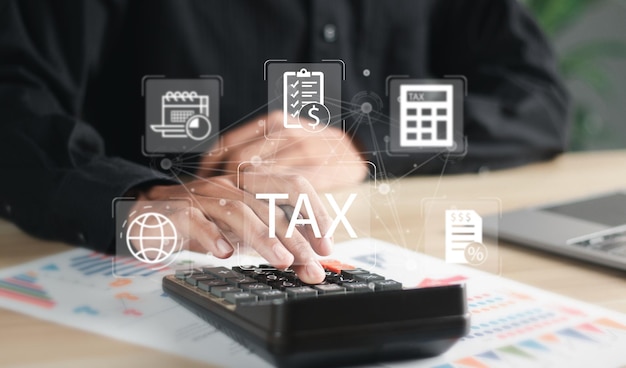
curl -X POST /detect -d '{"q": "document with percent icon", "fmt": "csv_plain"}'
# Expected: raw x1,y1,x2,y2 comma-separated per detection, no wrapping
445,210,485,264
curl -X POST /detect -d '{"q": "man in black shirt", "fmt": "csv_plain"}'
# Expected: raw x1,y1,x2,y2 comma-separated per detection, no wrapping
0,0,569,283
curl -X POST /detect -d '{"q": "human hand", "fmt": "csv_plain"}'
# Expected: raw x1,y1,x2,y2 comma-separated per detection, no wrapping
127,173,334,283
198,110,368,190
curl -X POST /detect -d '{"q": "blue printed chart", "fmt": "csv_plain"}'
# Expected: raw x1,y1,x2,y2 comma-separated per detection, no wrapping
70,252,166,277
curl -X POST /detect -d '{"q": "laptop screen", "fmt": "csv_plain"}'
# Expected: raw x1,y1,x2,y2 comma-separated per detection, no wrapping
544,192,626,227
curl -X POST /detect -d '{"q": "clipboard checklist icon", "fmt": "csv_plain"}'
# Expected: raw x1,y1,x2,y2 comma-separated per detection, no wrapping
283,68,324,128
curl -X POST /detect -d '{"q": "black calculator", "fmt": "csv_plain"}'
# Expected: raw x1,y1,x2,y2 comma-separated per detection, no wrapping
162,259,469,367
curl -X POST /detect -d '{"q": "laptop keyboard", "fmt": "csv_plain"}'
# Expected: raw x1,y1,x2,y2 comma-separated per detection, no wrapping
570,229,626,257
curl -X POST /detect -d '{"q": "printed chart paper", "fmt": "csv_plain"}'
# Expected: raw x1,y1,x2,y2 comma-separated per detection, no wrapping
1,239,625,367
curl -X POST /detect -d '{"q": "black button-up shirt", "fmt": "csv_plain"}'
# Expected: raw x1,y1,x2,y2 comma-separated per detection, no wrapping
0,0,569,252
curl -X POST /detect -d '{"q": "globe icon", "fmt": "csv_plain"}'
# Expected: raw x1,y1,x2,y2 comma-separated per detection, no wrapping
126,212,178,264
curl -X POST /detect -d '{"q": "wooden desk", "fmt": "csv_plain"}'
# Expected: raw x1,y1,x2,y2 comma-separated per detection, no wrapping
1,150,626,367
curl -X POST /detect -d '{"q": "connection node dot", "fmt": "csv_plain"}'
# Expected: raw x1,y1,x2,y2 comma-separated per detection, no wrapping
250,155,263,167
378,183,391,195
360,102,373,114
160,158,172,170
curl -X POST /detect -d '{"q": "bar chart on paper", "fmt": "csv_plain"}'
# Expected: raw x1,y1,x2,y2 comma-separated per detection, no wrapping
69,252,166,277
0,271,55,308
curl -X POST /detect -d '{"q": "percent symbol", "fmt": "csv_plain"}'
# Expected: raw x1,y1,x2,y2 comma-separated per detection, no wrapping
464,242,488,266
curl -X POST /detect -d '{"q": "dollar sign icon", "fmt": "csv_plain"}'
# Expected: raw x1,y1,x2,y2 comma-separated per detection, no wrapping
307,105,321,128
298,102,331,133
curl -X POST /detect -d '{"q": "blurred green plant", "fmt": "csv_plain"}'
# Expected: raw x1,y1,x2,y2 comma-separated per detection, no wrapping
523,0,626,150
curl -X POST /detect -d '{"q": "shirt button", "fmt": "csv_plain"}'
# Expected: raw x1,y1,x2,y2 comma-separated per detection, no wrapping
323,24,337,43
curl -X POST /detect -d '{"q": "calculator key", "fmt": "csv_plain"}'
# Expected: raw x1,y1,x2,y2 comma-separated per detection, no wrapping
278,274,299,283
323,271,343,283
253,267,275,273
175,270,195,280
197,279,229,292
241,283,272,292
211,286,243,298
231,265,257,275
185,274,214,286
313,284,346,295
279,268,296,277
267,275,293,284
251,270,274,281
319,259,356,274
253,289,288,301
301,280,329,287
354,273,385,282
319,259,340,267
224,292,258,305
273,281,298,290
319,259,341,269
340,268,370,279
344,282,374,293
252,268,280,277
227,277,258,287
203,267,241,280
285,286,318,299
371,280,403,291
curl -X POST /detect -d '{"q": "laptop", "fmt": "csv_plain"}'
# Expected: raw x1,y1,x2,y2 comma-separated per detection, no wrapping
483,191,626,271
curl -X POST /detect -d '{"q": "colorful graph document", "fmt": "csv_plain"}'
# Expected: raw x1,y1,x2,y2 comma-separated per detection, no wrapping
1,239,625,367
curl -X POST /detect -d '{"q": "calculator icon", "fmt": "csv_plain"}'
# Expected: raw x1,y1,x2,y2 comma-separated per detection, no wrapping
399,84,454,148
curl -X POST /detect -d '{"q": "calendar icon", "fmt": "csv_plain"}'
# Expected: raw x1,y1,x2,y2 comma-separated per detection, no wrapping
152,91,210,139
399,84,454,148
144,78,220,154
